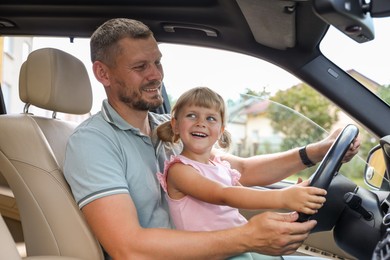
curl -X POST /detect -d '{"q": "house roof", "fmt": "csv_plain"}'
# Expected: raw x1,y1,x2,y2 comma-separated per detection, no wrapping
242,99,270,115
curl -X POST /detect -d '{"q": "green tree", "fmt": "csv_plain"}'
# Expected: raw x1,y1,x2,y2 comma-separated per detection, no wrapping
269,83,339,150
378,84,390,105
242,84,371,183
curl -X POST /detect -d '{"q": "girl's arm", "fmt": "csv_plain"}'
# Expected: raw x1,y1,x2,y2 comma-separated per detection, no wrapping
218,128,360,187
167,163,326,214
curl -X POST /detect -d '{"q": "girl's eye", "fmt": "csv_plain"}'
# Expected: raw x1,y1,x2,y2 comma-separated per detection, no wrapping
186,113,196,119
207,116,217,122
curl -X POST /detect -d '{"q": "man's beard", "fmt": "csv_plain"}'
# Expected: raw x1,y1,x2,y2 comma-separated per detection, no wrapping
130,93,163,111
119,81,164,111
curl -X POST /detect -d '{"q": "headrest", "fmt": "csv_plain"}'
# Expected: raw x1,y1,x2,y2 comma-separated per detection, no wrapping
19,48,92,115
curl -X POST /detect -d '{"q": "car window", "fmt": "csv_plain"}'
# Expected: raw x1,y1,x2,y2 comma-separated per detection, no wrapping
160,43,371,188
320,18,390,107
1,36,381,189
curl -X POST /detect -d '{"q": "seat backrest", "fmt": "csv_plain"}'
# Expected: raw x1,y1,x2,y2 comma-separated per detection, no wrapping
0,214,22,260
0,48,104,259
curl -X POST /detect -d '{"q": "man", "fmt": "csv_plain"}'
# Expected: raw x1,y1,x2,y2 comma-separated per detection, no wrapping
64,18,360,259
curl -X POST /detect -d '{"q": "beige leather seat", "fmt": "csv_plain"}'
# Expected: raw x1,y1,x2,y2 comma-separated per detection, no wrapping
0,214,23,260
0,214,84,260
0,48,104,259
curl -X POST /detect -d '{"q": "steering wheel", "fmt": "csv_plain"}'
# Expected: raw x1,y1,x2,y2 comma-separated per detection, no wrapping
297,124,359,222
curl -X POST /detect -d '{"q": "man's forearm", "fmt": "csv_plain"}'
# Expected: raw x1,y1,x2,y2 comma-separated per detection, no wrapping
110,226,248,259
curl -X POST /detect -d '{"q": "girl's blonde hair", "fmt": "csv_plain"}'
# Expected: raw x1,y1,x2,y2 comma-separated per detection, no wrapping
157,86,231,149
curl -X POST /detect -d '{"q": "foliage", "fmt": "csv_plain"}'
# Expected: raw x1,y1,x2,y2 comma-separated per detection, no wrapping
237,83,384,184
268,83,339,150
378,84,390,105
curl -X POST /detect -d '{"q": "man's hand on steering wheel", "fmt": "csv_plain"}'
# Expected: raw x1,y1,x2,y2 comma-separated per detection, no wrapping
312,127,361,164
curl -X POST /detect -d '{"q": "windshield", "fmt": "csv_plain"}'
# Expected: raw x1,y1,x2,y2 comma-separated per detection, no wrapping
320,17,390,106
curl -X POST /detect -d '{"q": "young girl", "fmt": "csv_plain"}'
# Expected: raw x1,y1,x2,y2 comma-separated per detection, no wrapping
156,86,326,239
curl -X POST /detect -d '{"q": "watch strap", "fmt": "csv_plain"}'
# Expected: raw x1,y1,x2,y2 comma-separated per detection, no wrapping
299,146,315,167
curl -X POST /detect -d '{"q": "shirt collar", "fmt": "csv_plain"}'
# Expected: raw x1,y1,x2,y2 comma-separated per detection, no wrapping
101,99,134,131
100,99,168,133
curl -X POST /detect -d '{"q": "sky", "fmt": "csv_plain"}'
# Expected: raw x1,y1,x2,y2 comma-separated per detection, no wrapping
33,17,390,113
320,18,390,85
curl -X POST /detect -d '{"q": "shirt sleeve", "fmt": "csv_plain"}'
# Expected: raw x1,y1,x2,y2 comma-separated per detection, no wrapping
64,125,129,208
157,155,186,193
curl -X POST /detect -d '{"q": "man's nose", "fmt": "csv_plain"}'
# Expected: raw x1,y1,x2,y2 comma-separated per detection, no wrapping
147,64,163,81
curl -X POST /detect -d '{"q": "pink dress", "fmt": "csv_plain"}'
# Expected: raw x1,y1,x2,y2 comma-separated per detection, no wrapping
157,155,248,231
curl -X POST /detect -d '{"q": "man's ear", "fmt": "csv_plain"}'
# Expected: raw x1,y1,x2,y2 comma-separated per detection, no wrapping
93,61,110,87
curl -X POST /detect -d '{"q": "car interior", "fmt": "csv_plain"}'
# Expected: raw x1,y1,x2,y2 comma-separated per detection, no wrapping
1,0,390,259
0,48,103,259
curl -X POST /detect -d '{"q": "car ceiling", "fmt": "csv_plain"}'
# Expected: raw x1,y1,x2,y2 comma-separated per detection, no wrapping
0,0,328,67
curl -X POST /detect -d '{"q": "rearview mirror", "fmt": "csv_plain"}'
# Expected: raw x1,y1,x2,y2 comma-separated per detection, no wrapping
364,145,386,189
313,0,390,43
313,0,374,43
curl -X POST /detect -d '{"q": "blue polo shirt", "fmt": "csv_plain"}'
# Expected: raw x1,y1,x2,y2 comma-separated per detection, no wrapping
64,99,181,228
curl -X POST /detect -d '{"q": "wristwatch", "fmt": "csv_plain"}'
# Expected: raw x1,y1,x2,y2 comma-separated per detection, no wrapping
299,146,315,167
